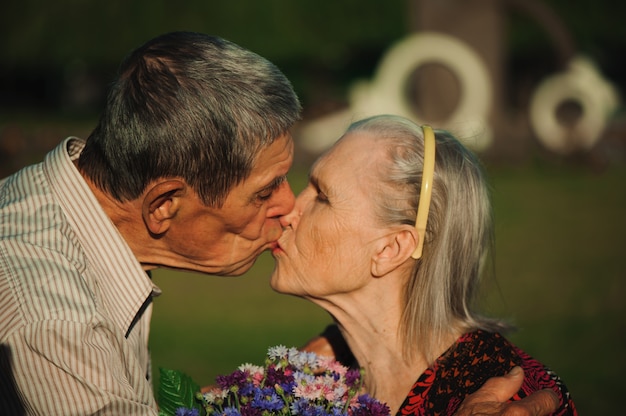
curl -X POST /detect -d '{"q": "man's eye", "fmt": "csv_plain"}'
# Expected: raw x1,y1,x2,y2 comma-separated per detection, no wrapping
257,176,286,202
258,190,273,201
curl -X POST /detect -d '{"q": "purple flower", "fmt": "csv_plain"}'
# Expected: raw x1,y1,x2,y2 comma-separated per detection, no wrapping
290,399,327,416
251,387,285,411
328,407,345,416
175,408,199,416
265,364,295,386
352,395,391,416
217,370,249,390
221,407,241,416
239,405,263,416
344,369,361,388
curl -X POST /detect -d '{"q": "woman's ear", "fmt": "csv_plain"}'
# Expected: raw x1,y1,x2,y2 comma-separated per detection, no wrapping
371,226,418,277
142,179,186,236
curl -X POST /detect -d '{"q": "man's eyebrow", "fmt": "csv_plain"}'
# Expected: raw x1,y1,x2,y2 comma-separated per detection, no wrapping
259,175,287,193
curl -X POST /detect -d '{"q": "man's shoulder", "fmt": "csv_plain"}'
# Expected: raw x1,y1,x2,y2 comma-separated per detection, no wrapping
0,204,94,342
0,168,85,274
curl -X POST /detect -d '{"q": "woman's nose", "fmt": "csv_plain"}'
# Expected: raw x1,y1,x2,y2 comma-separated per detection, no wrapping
279,194,305,229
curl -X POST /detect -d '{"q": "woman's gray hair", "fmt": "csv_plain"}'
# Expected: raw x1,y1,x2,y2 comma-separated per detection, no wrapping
78,32,301,206
345,115,507,363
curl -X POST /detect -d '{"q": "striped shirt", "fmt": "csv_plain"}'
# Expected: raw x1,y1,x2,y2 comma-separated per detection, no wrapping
0,138,161,415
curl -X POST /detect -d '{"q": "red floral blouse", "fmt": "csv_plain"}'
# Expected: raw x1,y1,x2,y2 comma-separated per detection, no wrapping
397,330,577,416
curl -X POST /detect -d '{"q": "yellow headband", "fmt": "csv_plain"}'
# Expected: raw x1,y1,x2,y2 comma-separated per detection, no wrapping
411,125,436,259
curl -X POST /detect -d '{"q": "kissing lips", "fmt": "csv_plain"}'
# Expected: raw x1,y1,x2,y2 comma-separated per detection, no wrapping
270,240,284,255
272,226,293,256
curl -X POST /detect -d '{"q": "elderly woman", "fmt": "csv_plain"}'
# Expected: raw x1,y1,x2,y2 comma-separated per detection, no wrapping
271,115,577,415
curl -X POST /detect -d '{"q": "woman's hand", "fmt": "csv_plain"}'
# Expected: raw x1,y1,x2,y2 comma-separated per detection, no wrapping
454,367,559,416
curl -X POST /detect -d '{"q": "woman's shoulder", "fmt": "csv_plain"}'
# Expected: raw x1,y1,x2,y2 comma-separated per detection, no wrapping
455,329,515,356
435,330,520,391
397,330,577,415
449,330,569,394
443,330,577,415
490,332,578,415
398,330,518,415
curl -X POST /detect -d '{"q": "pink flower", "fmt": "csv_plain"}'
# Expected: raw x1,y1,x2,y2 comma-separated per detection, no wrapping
317,357,348,377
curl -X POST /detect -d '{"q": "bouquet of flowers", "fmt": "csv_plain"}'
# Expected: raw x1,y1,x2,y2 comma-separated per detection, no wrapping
158,345,390,416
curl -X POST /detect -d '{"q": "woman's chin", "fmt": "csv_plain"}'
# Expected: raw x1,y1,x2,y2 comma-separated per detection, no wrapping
269,272,301,296
269,272,288,293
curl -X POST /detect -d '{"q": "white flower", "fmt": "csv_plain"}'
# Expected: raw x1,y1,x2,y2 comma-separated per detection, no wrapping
293,371,315,385
238,363,264,375
287,349,318,369
267,345,289,360
202,388,228,404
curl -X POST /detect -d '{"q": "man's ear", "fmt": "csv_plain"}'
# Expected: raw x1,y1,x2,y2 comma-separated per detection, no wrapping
142,179,186,236
371,226,418,277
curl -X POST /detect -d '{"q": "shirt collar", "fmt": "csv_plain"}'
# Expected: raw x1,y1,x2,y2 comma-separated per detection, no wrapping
43,137,161,335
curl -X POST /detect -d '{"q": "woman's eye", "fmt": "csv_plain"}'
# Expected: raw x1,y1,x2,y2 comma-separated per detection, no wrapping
316,191,329,203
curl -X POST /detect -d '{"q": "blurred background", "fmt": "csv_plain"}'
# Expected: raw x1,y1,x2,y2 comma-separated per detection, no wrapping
1,0,624,414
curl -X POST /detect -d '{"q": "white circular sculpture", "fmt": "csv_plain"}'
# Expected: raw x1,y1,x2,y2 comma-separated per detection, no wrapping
299,32,494,153
529,55,619,154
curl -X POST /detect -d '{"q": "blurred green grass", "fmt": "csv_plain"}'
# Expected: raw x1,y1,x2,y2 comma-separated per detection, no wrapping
150,161,625,415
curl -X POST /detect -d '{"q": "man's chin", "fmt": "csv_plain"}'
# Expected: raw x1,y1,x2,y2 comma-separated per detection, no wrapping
219,259,257,276
189,237,277,277
220,245,273,276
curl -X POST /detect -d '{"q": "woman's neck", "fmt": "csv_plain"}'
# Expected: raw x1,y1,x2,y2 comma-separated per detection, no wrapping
315,283,424,413
336,316,429,413
317,287,462,414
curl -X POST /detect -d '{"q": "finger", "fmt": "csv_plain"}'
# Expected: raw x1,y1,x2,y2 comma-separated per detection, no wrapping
468,366,525,403
512,389,560,416
453,368,525,415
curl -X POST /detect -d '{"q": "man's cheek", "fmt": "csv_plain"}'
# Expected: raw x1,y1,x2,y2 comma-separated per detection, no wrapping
266,224,283,241
239,213,276,240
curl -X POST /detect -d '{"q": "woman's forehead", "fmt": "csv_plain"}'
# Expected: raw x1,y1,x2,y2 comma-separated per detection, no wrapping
310,132,383,184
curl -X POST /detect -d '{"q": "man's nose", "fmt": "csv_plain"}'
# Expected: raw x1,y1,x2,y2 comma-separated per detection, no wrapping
268,180,296,218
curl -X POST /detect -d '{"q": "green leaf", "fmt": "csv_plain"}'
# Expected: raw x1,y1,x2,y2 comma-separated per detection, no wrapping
157,367,203,416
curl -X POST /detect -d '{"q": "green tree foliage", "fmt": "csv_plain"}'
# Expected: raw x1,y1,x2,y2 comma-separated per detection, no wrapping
1,1,622,113
0,0,407,66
